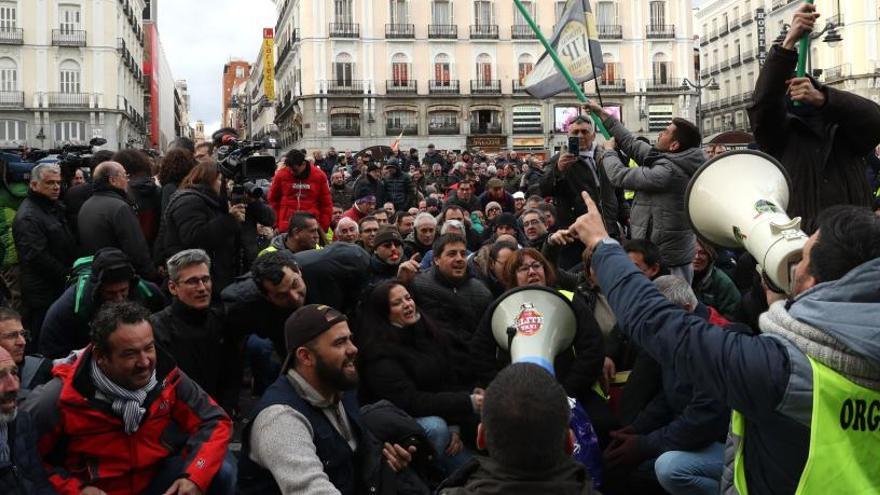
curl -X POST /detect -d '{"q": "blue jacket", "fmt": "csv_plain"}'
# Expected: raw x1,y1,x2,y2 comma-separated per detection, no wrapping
592,242,880,494
0,411,56,495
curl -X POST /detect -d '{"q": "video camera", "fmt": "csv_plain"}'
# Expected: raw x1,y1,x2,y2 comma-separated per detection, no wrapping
215,135,278,204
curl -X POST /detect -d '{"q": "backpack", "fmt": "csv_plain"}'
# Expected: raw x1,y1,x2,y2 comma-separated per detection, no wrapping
67,255,160,319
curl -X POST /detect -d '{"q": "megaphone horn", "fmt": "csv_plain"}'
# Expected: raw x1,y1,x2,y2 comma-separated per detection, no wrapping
489,287,577,375
685,150,808,294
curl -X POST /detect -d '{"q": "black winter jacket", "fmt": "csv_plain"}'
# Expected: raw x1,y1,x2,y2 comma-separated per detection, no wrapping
12,191,77,309
157,186,241,293
378,170,416,211
78,185,158,280
0,410,56,495
749,45,880,233
358,318,474,425
438,456,596,495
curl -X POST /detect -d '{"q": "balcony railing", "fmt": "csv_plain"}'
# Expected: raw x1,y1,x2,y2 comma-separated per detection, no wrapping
0,91,23,107
329,22,359,38
52,29,87,47
0,28,23,45
386,23,415,39
730,54,742,67
644,78,683,92
470,79,501,95
276,42,292,70
386,124,418,136
513,80,529,93
598,24,622,39
598,78,626,92
331,125,360,137
741,49,756,62
326,80,365,95
470,123,503,135
740,13,754,26
511,25,536,39
470,24,499,39
428,24,457,39
429,80,460,94
646,24,675,39
386,79,417,94
428,123,460,135
46,92,93,108
824,63,851,83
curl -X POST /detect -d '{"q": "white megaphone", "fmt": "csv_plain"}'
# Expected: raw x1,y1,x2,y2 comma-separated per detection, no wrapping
490,286,576,375
685,150,808,294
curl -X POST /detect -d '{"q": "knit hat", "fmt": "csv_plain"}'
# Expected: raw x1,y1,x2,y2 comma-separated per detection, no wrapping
485,201,502,214
494,213,518,231
355,193,376,204
367,163,380,172
373,226,403,247
282,304,348,372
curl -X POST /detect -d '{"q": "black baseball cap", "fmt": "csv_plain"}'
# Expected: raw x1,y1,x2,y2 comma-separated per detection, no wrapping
281,304,348,372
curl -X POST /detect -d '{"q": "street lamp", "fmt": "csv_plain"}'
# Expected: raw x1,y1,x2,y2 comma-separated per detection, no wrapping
230,94,273,140
681,77,719,139
774,19,843,47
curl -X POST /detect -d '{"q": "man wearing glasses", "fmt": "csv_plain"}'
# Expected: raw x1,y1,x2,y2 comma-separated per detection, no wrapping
540,115,625,269
151,249,238,412
0,308,52,400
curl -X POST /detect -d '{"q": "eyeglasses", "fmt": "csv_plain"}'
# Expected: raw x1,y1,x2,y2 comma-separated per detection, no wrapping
488,206,502,212
516,262,544,274
522,219,544,227
178,275,212,287
0,329,28,341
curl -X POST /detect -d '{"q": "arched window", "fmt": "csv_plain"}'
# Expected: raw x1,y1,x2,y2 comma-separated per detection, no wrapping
601,53,618,83
434,53,451,85
59,59,80,93
334,52,353,86
476,53,492,82
391,53,410,84
652,52,669,83
517,53,534,84
0,57,16,92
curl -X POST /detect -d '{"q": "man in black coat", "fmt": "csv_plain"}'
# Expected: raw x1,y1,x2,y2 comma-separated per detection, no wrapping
150,249,238,412
12,163,77,341
78,161,159,281
0,346,56,494
39,248,166,359
749,3,880,233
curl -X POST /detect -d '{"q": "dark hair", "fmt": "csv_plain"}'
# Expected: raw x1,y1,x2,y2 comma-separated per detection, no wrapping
809,205,880,284
520,208,546,224
440,204,465,221
287,211,318,236
670,118,702,151
284,149,306,167
211,127,238,146
180,160,220,190
570,115,595,128
501,248,556,289
526,195,544,204
359,216,378,229
90,150,115,169
112,149,154,177
489,241,518,263
158,148,196,186
251,251,300,293
356,280,446,352
482,363,570,471
169,137,196,153
432,233,467,258
624,239,665,272
393,211,413,225
0,307,21,322
90,302,152,355
537,202,557,220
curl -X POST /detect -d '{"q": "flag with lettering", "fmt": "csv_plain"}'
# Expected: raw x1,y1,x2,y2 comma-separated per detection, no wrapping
524,0,604,99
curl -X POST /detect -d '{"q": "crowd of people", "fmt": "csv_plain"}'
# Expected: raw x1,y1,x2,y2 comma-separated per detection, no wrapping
1,5,879,494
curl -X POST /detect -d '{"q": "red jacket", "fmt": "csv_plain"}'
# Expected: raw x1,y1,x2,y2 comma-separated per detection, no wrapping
268,163,333,232
24,347,232,495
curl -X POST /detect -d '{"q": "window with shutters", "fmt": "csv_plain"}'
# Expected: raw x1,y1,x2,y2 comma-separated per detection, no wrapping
518,63,533,84
513,1,535,26
649,1,665,27
432,0,452,24
0,3,16,30
391,54,409,84
0,58,16,91
55,120,86,143
0,120,25,141
390,0,408,24
601,55,618,84
434,54,451,84
334,53,353,86
334,0,353,24
476,53,492,83
59,4,81,32
596,2,618,26
474,0,493,25
648,104,673,132
59,60,80,93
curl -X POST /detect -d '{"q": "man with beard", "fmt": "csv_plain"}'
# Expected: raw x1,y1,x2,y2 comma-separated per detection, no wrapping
237,305,417,494
330,171,354,210
0,345,56,493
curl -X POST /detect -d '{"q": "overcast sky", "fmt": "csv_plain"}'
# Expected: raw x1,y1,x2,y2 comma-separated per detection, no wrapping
158,0,277,137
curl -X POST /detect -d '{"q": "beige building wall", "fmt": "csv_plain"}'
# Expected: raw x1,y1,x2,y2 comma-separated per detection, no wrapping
695,0,880,136
0,0,148,149
274,0,697,153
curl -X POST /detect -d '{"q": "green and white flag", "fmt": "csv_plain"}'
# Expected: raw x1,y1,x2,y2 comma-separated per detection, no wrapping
524,0,604,99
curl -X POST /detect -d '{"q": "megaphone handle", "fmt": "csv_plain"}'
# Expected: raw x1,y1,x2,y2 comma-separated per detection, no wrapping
760,269,786,296
506,326,516,352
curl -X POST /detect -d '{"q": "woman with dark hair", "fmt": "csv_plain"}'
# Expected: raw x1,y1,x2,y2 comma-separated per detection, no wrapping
112,149,162,245
155,160,246,293
469,247,614,446
158,148,197,212
357,280,480,475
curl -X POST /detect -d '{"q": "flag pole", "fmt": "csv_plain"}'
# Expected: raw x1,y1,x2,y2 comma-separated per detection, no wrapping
792,0,814,106
513,0,610,138
583,0,605,109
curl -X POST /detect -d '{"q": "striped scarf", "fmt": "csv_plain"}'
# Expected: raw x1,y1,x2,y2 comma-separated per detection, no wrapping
90,358,158,434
